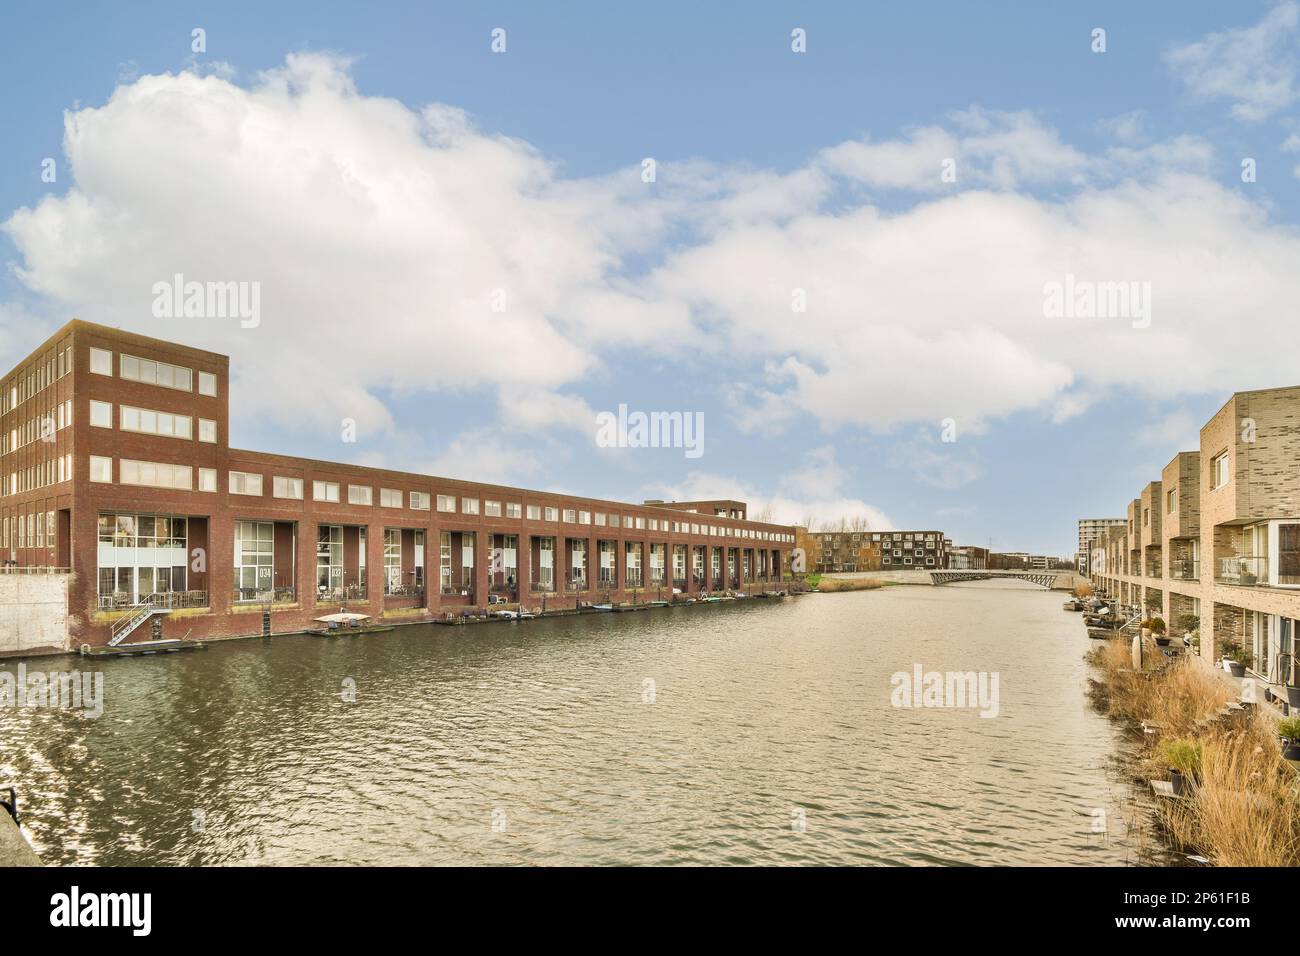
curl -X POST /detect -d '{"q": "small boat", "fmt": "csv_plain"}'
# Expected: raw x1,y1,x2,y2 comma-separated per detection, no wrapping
589,603,613,612
647,600,669,607
699,596,722,603
308,612,394,636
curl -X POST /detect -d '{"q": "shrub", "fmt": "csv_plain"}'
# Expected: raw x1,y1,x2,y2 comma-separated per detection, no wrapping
1160,737,1203,776
1225,645,1254,668
1278,716,1300,741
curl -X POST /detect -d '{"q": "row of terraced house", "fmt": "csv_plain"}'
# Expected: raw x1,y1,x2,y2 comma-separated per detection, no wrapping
1086,386,1300,698
1,320,798,652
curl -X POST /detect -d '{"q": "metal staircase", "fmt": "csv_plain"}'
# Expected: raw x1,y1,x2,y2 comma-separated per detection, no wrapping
109,593,174,646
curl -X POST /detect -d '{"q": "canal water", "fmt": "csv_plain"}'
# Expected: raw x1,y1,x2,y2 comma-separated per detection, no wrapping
0,580,1139,865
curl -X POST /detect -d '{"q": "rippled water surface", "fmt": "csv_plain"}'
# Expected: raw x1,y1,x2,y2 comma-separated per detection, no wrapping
1,581,1137,865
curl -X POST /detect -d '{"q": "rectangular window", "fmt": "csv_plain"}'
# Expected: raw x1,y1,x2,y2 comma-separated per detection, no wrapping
410,491,430,511
527,505,541,520
563,509,576,523
313,480,340,503
437,494,456,513
506,502,521,518
198,371,217,397
579,511,591,525
1212,451,1230,489
380,488,403,508
89,456,113,483
462,497,479,515
90,400,112,428
120,353,192,391
274,476,304,500
199,468,217,492
199,419,217,443
348,485,373,506
89,348,112,376
121,459,192,490
120,405,192,439
484,500,502,517
545,507,558,522
230,471,264,496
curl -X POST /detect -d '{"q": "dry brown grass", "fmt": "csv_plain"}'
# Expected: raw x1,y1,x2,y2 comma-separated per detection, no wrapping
815,577,883,592
1087,638,1300,866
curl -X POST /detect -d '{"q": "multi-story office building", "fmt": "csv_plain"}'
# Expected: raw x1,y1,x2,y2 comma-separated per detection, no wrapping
1,321,797,648
1076,518,1126,573
1089,387,1300,700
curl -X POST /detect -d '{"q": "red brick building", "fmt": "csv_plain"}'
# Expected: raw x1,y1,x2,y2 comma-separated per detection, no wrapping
2,320,796,646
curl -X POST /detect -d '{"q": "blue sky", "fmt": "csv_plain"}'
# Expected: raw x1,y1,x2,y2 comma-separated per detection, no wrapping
3,1,1299,555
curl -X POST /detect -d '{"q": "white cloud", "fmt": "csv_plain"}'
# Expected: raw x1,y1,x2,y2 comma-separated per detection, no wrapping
644,447,891,530
1166,2,1300,122
5,56,1300,460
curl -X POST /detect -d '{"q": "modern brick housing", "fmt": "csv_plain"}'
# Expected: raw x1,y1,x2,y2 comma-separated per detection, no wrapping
1090,387,1300,698
795,528,950,572
1,320,797,647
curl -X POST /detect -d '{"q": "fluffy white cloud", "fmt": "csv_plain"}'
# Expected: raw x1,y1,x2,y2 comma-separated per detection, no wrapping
6,54,1300,460
1166,2,1300,122
643,447,892,531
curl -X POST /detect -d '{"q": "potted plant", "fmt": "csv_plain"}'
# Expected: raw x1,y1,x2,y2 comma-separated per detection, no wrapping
1160,737,1203,796
1222,645,1252,678
1277,716,1300,761
1148,617,1169,646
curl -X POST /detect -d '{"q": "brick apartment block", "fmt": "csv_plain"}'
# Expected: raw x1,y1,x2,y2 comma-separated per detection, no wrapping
1088,387,1300,697
1,320,797,648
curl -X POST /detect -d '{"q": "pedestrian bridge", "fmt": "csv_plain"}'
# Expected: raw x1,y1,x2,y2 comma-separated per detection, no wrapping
928,569,1070,589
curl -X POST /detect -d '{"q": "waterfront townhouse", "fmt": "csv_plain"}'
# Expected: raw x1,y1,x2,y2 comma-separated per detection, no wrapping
0,320,797,649
1089,387,1300,700
795,529,950,573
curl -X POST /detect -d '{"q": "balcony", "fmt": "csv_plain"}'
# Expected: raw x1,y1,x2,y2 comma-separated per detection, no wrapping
318,584,368,602
625,571,644,588
232,586,296,605
1169,559,1200,581
98,589,208,611
1216,556,1267,587
564,575,588,593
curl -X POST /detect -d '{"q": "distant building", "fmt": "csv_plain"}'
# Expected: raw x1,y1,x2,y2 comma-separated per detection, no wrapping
949,545,989,570
796,529,950,572
1076,518,1126,573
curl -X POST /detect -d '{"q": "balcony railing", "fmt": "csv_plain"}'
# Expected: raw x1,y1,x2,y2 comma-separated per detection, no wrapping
317,584,368,602
530,580,556,593
384,584,425,599
233,587,297,605
1170,559,1200,581
565,576,588,593
383,582,425,598
625,572,644,588
98,589,208,611
440,583,473,597
1216,556,1268,587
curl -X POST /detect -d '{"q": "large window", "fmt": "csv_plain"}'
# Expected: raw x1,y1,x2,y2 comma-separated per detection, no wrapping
234,521,274,600
410,491,430,511
1279,524,1300,587
316,525,343,592
274,476,303,499
381,488,402,508
120,353,192,391
96,513,188,606
313,480,340,503
198,372,217,396
230,471,263,496
89,347,113,376
348,485,373,506
384,529,402,593
121,459,192,490
90,456,113,483
121,405,192,439
437,494,456,513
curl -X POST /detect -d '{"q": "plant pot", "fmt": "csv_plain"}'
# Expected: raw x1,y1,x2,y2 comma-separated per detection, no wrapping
1169,769,1187,797
1227,660,1246,678
1155,636,1171,646
1281,738,1300,761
